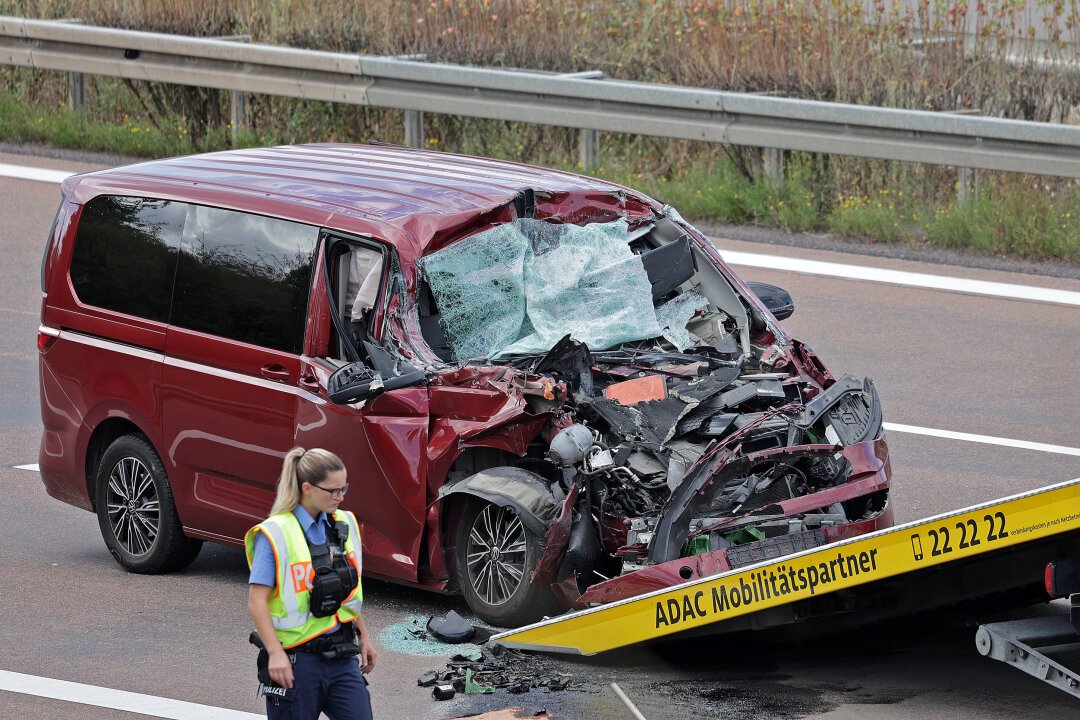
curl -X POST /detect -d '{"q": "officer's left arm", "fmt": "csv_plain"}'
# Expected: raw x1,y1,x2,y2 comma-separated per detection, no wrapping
354,613,377,673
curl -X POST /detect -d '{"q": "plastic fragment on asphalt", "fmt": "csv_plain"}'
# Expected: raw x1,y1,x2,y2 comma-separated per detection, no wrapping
419,642,574,701
432,684,456,700
464,669,495,694
427,610,476,643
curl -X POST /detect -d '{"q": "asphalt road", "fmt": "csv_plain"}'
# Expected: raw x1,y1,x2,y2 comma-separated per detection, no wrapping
1,150,1078,720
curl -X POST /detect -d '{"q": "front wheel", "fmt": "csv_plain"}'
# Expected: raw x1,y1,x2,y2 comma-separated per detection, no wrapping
94,434,202,573
455,500,562,627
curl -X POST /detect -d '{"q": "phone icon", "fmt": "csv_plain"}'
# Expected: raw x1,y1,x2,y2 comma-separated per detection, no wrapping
911,534,924,561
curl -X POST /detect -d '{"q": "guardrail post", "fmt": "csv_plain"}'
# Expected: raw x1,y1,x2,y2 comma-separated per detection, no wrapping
67,72,87,111
580,129,599,170
230,91,249,147
214,35,254,147
404,110,424,148
763,148,784,189
957,167,978,204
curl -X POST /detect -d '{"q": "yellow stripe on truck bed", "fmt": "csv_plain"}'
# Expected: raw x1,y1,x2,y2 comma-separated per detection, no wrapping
493,477,1080,655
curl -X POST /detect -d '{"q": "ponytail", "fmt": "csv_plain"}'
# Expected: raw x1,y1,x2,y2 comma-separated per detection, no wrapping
268,447,346,518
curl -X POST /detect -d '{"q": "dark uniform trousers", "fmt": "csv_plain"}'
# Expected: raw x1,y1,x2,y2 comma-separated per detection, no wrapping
265,652,373,720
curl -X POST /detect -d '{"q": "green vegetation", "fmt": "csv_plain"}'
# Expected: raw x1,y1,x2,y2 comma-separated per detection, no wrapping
2,0,1079,262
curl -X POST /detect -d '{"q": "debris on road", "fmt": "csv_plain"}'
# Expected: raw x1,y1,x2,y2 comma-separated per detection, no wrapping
427,610,476,643
418,642,573,698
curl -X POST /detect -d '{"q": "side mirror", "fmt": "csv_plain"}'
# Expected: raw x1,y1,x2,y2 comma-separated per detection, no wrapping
746,281,794,321
328,361,383,404
327,341,425,405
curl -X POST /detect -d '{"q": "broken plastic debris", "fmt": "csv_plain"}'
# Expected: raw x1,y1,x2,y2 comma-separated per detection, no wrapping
464,668,495,694
419,642,573,701
604,374,666,405
432,684,456,701
725,526,766,545
682,534,711,556
417,670,439,687
426,610,476,643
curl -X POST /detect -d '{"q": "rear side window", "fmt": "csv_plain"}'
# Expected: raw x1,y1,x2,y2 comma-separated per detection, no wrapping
171,206,318,354
70,196,185,322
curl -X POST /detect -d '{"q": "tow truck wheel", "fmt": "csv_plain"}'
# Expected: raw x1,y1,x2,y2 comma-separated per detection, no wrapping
455,500,562,627
94,434,202,573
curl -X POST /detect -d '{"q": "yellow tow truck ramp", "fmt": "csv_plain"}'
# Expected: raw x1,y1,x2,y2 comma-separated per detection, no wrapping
493,477,1080,655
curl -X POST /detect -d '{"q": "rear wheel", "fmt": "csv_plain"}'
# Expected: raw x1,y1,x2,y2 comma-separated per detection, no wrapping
94,434,202,573
455,500,562,627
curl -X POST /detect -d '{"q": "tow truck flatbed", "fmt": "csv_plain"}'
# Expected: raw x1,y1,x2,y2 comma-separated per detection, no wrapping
493,478,1080,655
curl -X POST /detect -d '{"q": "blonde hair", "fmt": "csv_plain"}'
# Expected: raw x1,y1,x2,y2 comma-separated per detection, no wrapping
269,447,346,517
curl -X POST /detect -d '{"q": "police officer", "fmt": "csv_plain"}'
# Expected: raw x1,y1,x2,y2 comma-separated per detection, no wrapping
246,447,376,719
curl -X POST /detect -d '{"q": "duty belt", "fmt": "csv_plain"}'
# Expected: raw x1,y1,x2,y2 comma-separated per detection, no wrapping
291,624,357,657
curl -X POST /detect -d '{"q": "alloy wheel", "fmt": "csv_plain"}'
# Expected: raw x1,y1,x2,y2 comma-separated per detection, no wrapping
465,504,528,606
105,456,160,557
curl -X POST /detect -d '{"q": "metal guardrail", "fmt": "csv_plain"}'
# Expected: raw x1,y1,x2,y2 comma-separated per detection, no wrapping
2,15,1079,181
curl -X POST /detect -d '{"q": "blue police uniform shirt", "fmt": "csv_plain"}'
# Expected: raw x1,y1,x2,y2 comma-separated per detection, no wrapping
249,504,334,585
249,505,341,634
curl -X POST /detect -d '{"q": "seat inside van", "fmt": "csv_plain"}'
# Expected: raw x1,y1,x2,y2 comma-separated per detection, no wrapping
335,245,384,361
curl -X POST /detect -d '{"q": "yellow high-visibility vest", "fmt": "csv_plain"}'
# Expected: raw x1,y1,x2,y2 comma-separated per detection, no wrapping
245,509,363,648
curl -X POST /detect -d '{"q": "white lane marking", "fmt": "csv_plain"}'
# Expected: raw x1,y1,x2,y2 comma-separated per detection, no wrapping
10,463,39,471
0,163,74,184
884,422,1080,457
0,669,262,719
719,249,1080,307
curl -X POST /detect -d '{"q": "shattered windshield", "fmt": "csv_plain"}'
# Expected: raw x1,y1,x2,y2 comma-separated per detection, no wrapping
419,218,708,361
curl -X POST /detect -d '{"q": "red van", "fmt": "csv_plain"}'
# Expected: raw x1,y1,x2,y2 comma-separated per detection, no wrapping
38,144,892,626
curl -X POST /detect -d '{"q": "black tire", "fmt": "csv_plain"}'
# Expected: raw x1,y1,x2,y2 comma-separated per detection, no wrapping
94,434,202,573
455,500,562,627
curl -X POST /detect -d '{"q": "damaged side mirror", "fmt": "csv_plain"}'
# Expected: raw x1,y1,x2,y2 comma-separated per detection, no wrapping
327,340,425,404
747,281,795,321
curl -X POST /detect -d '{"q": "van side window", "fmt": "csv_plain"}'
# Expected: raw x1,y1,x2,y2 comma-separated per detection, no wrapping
70,196,185,322
171,206,318,354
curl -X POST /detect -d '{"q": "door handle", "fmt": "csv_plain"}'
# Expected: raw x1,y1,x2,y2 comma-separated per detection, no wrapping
299,374,320,391
260,363,290,381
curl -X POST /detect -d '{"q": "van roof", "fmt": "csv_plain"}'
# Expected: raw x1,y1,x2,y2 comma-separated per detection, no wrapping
64,144,656,258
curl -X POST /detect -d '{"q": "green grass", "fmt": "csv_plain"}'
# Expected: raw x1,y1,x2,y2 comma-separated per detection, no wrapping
0,95,263,157
3,95,1079,264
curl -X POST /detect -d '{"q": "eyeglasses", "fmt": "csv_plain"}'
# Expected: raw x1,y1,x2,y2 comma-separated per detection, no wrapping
310,483,349,499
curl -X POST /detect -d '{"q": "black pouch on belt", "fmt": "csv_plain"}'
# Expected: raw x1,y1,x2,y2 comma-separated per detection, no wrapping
250,632,274,686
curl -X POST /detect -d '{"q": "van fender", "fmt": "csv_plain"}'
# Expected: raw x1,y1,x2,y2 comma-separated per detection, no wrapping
437,467,561,538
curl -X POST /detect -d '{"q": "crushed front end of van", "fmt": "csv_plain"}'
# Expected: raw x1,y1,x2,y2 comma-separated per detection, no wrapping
360,203,893,625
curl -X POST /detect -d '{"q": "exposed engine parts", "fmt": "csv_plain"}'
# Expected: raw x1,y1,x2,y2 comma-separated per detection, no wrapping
512,334,885,590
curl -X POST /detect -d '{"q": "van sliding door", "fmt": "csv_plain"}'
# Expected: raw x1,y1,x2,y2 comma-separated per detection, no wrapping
162,205,318,541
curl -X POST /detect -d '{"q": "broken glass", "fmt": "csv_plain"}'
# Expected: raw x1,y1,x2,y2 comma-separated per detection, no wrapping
420,219,662,360
655,289,709,352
